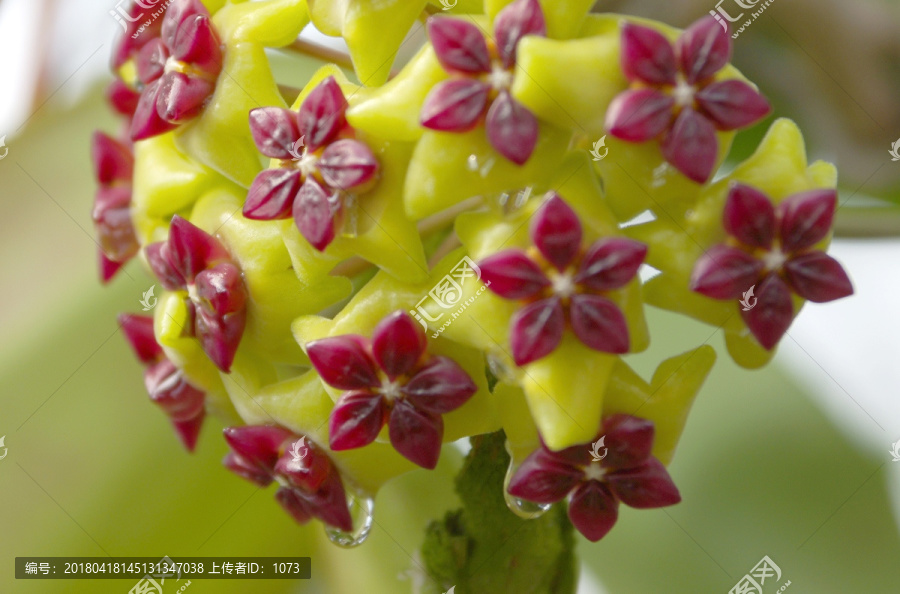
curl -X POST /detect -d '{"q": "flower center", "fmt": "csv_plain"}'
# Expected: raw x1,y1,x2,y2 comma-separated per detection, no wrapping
671,77,696,108
583,463,606,482
187,283,199,304
488,63,515,91
762,248,787,272
380,379,403,402
297,152,319,177
549,271,576,299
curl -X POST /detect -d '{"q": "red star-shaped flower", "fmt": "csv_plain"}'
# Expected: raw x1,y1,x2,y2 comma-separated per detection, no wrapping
145,215,247,372
306,310,477,470
223,425,354,531
111,1,166,72
479,193,647,365
420,0,545,165
690,183,853,349
92,131,138,283
119,313,207,451
243,76,380,251
605,16,771,183
130,0,223,141
507,414,680,542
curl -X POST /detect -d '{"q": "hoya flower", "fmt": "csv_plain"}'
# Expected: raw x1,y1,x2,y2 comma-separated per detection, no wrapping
690,184,853,349
130,0,224,141
507,414,680,542
420,0,545,165
145,215,247,372
243,76,379,251
306,310,477,469
107,79,140,119
119,313,207,451
479,193,647,365
223,425,353,531
91,131,138,282
605,16,771,183
110,0,166,72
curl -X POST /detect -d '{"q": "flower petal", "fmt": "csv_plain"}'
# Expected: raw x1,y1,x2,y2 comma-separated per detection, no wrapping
567,481,619,542
420,79,490,132
740,273,794,350
690,244,764,300
676,15,731,85
293,178,337,252
118,313,163,364
248,107,302,159
723,184,777,249
371,310,427,379
660,108,718,184
606,458,681,509
194,262,247,316
300,470,354,532
171,12,222,74
402,356,477,414
777,189,837,253
145,242,185,290
507,448,582,504
318,139,380,191
274,441,332,492
695,80,771,130
135,38,168,86
328,390,387,451
298,76,348,151
224,452,273,487
494,0,546,68
388,399,444,469
605,88,676,143
145,359,206,423
600,415,655,470
619,22,677,85
531,193,582,272
510,297,565,366
194,307,246,372
223,425,294,475
307,335,380,390
274,486,313,524
155,71,214,124
172,415,205,452
783,252,853,303
107,79,140,117
485,91,539,165
91,131,133,185
161,0,209,50
167,215,228,281
427,18,491,74
244,168,302,220
569,294,630,354
575,238,647,292
479,250,550,300
130,79,178,141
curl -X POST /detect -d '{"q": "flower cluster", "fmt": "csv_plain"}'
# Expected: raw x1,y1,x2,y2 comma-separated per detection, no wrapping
91,131,137,282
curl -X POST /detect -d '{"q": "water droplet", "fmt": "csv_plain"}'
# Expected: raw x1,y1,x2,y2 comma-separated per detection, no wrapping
324,491,374,548
502,448,550,520
337,192,359,238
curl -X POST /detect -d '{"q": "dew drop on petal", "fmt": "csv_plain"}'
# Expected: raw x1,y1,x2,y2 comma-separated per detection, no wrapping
324,490,374,548
503,452,551,520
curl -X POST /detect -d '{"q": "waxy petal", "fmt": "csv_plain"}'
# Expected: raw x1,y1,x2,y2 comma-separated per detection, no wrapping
156,71,214,124
777,189,837,253
569,294,630,354
329,390,387,451
741,274,794,350
118,313,163,364
421,79,490,132
275,487,313,523
135,38,168,86
161,0,209,50
493,0,546,68
531,193,582,272
224,451,273,487
402,356,477,414
485,91,538,165
676,15,731,85
274,442,332,492
171,13,222,74
92,132,133,185
567,481,619,542
388,399,443,469
606,458,681,509
507,448,583,504
299,470,353,532
168,215,229,281
244,168,303,220
479,250,550,300
605,88,675,143
172,415,205,452
661,108,718,183
510,297,565,366
194,262,247,316
690,244,764,300
223,425,294,475
427,18,491,74
307,335,381,390
318,139,379,191
93,186,138,261
194,307,245,372
620,23,677,86
107,79,140,117
600,415,655,470
783,252,853,303
723,184,777,249
100,252,126,283
145,242,186,290
575,238,647,292
372,310,427,379
130,79,178,141
695,80,771,130
145,359,206,423
298,76,347,151
293,179,337,252
249,107,302,159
